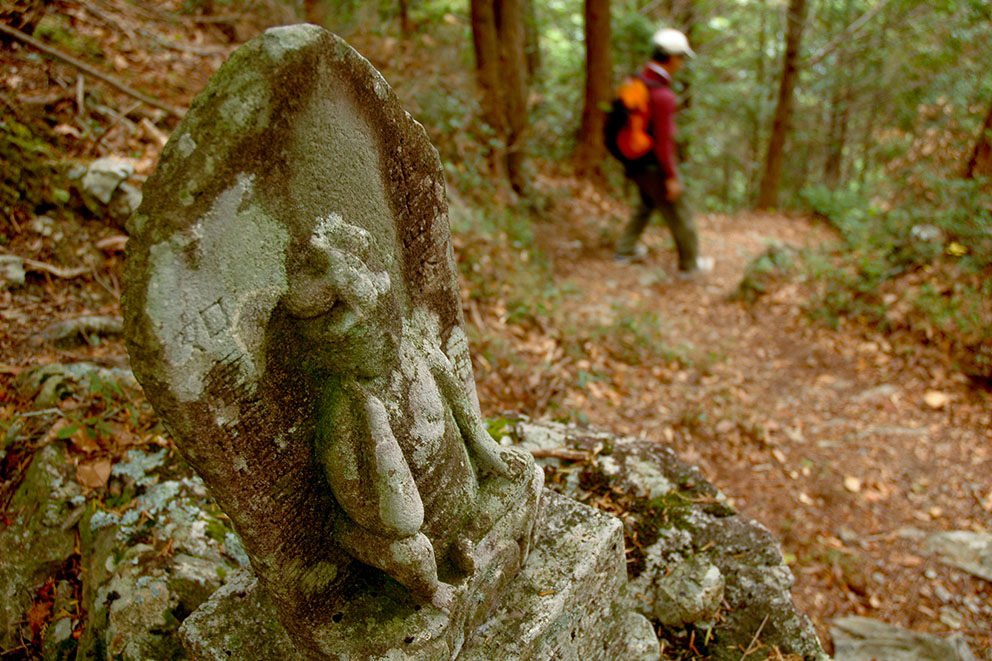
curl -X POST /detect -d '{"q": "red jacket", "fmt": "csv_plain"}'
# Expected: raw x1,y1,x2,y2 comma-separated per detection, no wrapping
640,62,679,181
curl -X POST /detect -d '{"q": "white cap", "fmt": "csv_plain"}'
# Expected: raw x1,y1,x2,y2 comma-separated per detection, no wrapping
651,28,695,58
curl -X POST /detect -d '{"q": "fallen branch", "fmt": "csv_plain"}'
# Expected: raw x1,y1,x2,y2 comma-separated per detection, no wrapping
740,613,770,659
0,22,186,119
529,447,588,462
34,315,124,343
139,27,228,56
20,257,90,279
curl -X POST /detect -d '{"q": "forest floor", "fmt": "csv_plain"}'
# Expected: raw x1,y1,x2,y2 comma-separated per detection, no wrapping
469,187,992,657
1,2,991,658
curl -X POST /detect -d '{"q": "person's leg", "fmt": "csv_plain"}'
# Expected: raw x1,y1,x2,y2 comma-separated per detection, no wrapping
657,196,700,271
615,190,653,256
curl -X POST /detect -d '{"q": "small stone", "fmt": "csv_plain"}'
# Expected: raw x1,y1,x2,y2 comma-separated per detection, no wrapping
852,384,897,403
82,157,135,204
832,616,978,661
0,255,26,289
652,556,725,626
939,606,964,630
923,390,951,409
923,531,992,582
838,527,860,545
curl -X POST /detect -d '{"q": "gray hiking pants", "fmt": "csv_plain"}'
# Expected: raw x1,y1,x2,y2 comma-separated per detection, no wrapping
615,169,699,271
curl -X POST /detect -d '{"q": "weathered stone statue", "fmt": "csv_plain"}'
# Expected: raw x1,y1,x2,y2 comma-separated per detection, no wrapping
123,24,542,658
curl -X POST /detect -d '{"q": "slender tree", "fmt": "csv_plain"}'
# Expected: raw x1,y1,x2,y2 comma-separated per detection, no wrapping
499,0,530,193
756,0,808,209
398,0,413,35
471,0,509,182
471,0,530,194
575,0,612,175
524,0,541,81
303,0,325,26
822,0,854,189
965,98,992,181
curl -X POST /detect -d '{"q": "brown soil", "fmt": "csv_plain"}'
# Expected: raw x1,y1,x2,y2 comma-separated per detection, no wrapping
471,178,992,657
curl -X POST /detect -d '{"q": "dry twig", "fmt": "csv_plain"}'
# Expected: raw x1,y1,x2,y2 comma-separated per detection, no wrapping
528,447,588,462
0,22,186,119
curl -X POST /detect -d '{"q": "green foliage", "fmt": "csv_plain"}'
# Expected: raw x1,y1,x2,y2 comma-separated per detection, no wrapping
733,243,799,304
786,178,992,376
611,8,654,75
33,14,103,59
0,113,69,216
453,205,541,307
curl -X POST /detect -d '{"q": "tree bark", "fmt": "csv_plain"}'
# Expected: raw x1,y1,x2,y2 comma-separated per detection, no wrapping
748,0,769,199
756,0,808,210
575,0,612,175
472,0,530,195
499,0,530,193
471,0,509,182
823,0,853,189
303,0,325,26
965,98,992,181
398,0,412,35
524,0,541,81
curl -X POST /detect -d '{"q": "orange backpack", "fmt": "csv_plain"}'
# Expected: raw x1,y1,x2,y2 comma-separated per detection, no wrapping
604,75,656,164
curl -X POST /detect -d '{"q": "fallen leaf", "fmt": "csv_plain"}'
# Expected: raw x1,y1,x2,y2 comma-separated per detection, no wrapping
26,599,52,638
69,427,101,454
946,242,968,257
76,459,112,489
43,419,71,444
53,123,82,138
894,553,924,567
923,391,950,409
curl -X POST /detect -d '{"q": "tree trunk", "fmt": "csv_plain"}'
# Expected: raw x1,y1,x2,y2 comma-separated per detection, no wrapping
498,0,530,194
965,98,992,181
756,0,807,210
471,0,509,182
823,85,850,189
671,0,696,115
575,0,612,175
303,0,325,26
822,0,854,190
748,0,769,199
524,0,541,81
398,0,413,35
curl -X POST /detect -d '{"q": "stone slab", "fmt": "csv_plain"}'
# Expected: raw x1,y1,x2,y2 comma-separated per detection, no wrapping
180,490,658,660
832,616,977,661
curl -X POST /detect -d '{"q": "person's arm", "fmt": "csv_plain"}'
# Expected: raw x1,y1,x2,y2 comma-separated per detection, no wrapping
651,87,682,200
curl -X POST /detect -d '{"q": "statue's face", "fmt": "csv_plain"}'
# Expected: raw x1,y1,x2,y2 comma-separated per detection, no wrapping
282,214,401,377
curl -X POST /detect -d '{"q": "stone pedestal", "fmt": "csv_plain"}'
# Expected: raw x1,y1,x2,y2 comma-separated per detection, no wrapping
180,490,658,660
460,491,659,660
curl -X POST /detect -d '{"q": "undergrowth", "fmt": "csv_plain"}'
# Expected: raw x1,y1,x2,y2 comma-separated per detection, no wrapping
742,179,992,381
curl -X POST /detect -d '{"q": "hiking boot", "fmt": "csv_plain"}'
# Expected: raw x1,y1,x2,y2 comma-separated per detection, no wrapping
696,256,714,272
677,255,715,279
614,244,648,263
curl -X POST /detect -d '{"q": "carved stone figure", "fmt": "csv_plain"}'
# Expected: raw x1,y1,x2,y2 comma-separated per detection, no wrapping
123,24,542,658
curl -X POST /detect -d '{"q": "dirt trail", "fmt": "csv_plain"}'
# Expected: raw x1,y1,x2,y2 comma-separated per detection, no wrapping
524,208,992,656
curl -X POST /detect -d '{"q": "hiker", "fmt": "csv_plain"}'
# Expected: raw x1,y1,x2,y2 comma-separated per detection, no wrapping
614,28,713,275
